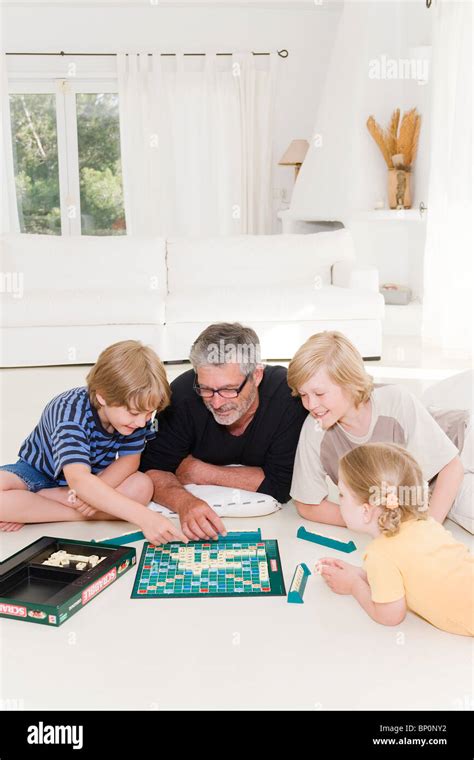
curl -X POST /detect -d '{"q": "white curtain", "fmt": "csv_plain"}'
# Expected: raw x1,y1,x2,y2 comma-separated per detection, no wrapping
234,52,277,233
422,1,472,355
117,51,276,237
289,1,405,224
0,53,20,233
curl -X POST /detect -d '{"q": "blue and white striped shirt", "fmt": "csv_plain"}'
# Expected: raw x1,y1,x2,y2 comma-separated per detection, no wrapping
18,387,156,486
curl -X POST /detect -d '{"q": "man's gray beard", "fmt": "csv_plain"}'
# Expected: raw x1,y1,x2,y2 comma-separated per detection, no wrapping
205,384,258,426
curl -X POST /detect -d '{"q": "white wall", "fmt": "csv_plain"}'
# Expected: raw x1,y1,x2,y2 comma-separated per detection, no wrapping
2,1,343,232
351,0,433,300
288,1,433,301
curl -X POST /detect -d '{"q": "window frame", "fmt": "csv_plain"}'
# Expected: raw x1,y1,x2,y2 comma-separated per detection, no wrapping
8,76,122,236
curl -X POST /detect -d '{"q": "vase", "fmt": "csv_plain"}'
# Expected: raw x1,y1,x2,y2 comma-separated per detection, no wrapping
388,169,412,209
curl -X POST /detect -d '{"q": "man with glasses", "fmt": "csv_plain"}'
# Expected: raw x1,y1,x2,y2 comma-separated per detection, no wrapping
140,323,307,541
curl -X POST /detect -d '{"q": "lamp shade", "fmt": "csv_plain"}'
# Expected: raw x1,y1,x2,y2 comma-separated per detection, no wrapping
278,139,310,166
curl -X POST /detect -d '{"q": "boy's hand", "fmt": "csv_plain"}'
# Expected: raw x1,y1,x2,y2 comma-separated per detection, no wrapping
75,504,98,518
66,489,97,517
316,558,362,595
141,513,189,545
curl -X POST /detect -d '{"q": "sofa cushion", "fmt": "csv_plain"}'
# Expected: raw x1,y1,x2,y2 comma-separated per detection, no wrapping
426,407,469,456
3,289,163,327
422,370,473,414
449,472,473,534
0,234,167,294
166,229,355,291
422,371,473,534
423,370,473,472
166,284,385,323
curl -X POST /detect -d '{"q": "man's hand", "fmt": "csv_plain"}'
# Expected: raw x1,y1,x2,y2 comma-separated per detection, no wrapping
317,558,363,595
175,455,207,486
179,498,227,541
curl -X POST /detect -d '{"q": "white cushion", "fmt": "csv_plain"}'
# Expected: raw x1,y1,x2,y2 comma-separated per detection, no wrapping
422,371,473,534
461,422,474,474
165,320,382,363
423,370,473,471
148,484,281,518
332,261,380,292
422,370,473,413
448,473,473,534
0,324,166,367
166,229,355,291
0,234,167,293
3,289,164,327
166,284,385,324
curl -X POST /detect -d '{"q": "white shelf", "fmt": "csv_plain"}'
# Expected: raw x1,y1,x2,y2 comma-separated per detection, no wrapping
278,208,428,227
364,209,427,222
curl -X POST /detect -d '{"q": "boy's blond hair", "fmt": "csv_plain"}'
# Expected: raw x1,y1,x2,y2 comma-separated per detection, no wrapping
86,340,170,413
339,443,429,536
287,331,373,407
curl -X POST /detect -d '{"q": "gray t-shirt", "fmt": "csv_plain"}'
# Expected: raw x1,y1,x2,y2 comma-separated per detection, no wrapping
290,384,458,505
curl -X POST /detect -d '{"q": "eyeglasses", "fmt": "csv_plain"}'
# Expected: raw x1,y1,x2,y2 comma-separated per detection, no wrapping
193,374,250,399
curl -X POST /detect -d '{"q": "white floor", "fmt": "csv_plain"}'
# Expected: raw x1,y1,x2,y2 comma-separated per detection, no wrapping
0,334,472,710
0,510,472,711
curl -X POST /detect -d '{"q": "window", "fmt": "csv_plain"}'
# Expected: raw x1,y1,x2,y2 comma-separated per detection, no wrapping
76,93,125,235
8,77,126,236
10,93,61,235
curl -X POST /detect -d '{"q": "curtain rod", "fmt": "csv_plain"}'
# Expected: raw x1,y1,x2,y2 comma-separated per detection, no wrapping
6,49,289,58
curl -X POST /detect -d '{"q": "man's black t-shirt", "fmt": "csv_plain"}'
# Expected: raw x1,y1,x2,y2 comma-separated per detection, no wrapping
140,365,308,503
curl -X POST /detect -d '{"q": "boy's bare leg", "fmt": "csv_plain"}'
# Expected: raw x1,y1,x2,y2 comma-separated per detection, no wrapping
0,474,97,529
0,471,153,530
0,472,31,531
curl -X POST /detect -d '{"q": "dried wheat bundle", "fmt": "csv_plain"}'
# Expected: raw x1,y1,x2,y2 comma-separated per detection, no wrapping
385,108,400,158
407,113,422,166
367,108,421,170
397,108,418,164
367,115,393,168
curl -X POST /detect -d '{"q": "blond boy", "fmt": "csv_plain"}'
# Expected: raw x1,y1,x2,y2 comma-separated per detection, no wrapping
288,331,464,526
0,340,187,545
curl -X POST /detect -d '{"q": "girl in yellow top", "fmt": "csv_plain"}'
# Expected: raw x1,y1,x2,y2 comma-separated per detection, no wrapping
318,443,473,636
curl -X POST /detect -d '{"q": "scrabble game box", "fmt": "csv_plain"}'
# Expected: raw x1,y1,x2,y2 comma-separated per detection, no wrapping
0,536,136,627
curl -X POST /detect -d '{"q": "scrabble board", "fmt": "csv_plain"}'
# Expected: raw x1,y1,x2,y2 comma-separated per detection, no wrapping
131,534,285,598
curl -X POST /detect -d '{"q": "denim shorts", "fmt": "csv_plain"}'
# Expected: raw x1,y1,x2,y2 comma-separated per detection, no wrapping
0,459,58,493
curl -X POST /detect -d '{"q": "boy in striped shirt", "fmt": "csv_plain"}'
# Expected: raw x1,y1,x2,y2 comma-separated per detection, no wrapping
0,340,187,545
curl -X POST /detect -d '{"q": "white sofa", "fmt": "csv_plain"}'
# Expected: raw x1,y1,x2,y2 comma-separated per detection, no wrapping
0,230,384,367
422,370,474,534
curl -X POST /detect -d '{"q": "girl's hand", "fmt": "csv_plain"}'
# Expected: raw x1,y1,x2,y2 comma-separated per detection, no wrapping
316,557,366,579
141,513,189,545
317,558,362,595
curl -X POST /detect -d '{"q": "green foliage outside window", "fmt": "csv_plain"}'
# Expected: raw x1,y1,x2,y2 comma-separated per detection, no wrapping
10,93,61,235
10,92,126,236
